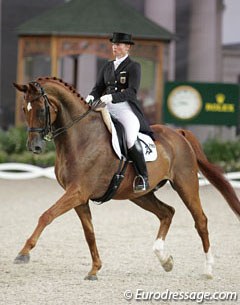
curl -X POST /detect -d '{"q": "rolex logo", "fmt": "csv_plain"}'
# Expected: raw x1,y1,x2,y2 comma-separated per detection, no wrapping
215,93,225,104
205,93,234,113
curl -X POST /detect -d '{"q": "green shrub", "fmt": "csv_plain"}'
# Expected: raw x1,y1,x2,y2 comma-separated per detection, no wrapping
8,151,56,167
0,150,8,163
0,126,28,154
0,130,8,151
32,151,56,167
203,138,240,172
45,140,56,153
0,126,55,166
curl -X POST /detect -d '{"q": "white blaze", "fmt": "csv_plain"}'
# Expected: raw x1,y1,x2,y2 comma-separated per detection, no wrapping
27,102,32,112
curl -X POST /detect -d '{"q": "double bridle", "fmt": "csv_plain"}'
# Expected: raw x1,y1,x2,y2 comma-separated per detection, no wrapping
27,82,94,141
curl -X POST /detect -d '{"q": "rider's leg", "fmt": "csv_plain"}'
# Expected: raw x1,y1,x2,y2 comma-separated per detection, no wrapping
128,138,149,192
107,102,149,192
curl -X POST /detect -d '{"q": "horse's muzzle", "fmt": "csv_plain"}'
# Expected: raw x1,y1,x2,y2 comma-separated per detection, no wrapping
27,135,45,154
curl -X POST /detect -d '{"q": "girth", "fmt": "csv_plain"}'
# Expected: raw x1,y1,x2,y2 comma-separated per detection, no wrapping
91,156,128,205
91,116,129,204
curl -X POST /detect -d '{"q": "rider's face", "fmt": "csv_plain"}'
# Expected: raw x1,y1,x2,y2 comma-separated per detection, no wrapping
112,43,130,59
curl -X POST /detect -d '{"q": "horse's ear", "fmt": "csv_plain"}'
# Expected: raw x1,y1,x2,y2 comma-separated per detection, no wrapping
13,82,28,92
28,82,39,93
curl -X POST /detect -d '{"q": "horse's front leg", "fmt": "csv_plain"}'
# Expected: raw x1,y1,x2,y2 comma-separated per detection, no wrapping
14,186,86,264
74,204,102,280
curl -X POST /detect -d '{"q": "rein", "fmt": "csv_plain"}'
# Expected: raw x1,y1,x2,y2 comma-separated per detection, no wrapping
28,82,94,141
50,108,93,140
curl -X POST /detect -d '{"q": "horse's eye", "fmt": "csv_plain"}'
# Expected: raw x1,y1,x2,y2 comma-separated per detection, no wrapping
22,106,26,113
37,108,45,118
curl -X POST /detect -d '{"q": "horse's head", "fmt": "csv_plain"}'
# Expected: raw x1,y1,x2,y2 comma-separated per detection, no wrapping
13,81,58,154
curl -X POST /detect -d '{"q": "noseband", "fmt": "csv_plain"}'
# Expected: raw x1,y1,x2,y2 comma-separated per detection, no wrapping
27,81,99,141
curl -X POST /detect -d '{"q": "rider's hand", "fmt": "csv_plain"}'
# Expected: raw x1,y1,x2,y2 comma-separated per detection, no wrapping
100,94,112,104
85,95,94,104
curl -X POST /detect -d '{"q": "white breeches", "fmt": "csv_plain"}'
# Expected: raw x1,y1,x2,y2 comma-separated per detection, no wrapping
107,101,140,148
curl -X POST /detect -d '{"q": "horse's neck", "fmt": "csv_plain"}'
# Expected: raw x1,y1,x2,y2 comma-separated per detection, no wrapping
54,110,113,185
54,107,109,154
55,93,88,124
43,80,112,162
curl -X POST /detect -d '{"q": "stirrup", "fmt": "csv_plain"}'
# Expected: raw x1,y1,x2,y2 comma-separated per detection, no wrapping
133,175,149,193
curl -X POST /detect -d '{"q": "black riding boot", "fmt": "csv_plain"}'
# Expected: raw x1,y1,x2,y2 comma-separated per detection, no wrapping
128,138,149,192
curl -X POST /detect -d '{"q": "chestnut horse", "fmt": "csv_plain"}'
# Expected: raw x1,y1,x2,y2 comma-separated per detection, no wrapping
13,77,240,280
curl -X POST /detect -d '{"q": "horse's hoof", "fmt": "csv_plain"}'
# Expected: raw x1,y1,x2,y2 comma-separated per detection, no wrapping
84,274,98,281
204,273,213,280
204,264,213,279
162,255,174,272
14,254,30,264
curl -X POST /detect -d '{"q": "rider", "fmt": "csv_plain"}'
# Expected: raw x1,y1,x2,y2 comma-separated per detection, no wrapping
86,32,153,192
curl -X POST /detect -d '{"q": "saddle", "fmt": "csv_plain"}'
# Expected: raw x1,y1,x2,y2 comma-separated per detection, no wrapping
92,116,157,204
91,105,157,204
90,101,156,161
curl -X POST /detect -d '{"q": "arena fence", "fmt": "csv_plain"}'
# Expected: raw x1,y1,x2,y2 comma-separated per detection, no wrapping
0,163,240,188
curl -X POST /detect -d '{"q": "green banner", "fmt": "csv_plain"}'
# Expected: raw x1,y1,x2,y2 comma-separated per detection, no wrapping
163,82,239,125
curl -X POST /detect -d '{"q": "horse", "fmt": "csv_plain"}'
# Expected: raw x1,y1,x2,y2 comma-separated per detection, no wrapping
13,77,240,280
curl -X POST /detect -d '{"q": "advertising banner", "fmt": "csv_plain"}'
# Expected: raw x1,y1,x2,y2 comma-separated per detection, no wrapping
163,82,239,125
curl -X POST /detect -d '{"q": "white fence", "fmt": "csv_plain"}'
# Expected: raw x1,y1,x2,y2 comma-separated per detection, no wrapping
0,163,55,180
0,162,240,188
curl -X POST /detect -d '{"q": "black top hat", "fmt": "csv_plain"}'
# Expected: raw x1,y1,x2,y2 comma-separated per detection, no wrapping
109,32,135,45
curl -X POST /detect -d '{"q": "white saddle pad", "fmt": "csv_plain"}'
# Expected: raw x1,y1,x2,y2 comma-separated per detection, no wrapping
110,120,157,162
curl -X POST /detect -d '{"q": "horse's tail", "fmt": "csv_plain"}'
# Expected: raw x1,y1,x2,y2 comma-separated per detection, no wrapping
177,129,240,219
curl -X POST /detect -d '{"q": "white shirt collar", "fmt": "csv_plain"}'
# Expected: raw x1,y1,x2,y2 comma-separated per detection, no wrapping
115,54,128,63
114,54,128,69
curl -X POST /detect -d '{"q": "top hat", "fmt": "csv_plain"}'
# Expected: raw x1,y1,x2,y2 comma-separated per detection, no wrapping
109,32,135,45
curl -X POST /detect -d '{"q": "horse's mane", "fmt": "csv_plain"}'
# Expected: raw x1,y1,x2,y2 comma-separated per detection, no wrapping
36,76,86,103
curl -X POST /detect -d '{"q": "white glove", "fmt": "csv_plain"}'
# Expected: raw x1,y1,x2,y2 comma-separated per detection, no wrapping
85,95,94,104
100,94,113,104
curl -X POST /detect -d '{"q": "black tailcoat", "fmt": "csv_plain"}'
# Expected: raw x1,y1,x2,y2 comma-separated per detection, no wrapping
90,56,154,138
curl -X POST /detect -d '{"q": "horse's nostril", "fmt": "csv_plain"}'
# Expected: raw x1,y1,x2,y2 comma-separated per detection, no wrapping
34,146,42,153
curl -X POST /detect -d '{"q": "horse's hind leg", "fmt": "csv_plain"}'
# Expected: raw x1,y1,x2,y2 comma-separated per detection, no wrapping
131,191,175,272
173,175,214,278
74,203,102,280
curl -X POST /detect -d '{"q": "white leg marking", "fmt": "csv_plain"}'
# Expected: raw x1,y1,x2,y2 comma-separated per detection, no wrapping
204,247,214,279
153,238,167,263
153,238,173,272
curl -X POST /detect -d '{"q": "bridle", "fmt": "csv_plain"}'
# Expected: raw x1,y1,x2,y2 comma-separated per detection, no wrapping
27,82,95,141
27,82,53,141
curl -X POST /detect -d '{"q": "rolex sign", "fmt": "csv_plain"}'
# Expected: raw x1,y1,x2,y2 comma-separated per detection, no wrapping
163,82,239,126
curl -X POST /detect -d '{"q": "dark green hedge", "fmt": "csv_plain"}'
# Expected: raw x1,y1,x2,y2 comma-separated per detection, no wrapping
202,138,240,172
0,127,239,171
0,127,55,167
